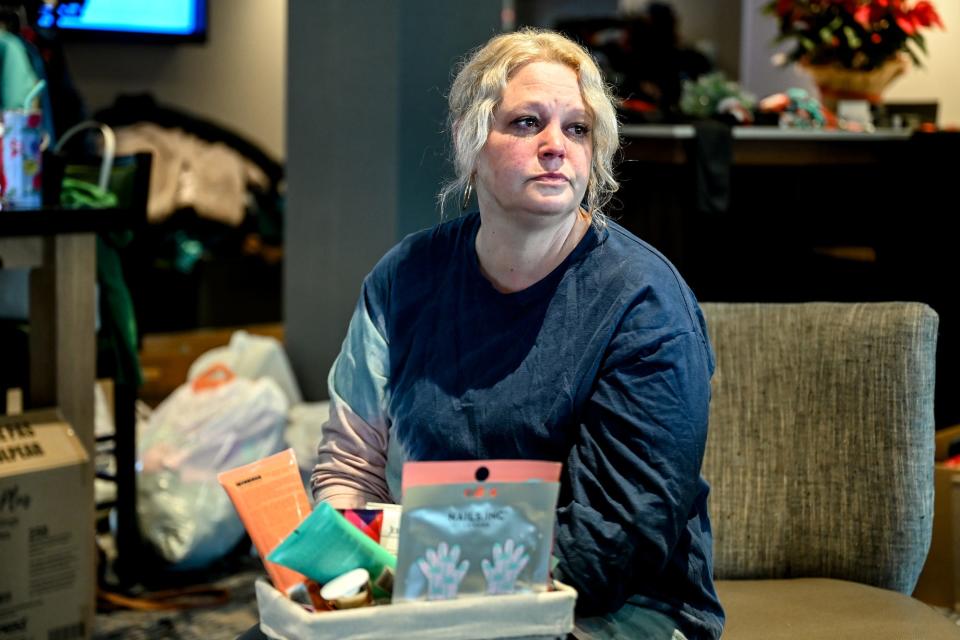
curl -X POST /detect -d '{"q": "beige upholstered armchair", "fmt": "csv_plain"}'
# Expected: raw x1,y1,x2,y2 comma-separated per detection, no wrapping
701,303,960,639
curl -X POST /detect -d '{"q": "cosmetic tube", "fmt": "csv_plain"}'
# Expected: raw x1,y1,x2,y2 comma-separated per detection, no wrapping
218,448,311,594
267,502,397,595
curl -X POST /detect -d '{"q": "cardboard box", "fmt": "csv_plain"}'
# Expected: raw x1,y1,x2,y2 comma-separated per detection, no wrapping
0,411,93,640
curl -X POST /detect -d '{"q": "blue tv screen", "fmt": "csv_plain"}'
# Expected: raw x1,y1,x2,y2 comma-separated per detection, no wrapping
38,0,207,42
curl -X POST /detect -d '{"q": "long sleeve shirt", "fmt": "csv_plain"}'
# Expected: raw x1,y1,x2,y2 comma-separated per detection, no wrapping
312,212,724,639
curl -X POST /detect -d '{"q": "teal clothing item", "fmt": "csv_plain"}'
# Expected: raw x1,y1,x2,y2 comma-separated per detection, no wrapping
96,232,143,388
16,34,56,141
0,31,39,109
329,212,723,639
59,178,142,388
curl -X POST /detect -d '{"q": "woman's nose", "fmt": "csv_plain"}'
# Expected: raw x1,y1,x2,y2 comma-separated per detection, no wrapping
537,123,566,160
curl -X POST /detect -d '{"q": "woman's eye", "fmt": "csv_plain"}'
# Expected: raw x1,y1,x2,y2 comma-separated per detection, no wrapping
512,116,539,130
568,123,590,137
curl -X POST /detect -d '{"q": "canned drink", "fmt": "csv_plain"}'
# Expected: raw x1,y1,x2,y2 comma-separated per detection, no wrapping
1,110,44,209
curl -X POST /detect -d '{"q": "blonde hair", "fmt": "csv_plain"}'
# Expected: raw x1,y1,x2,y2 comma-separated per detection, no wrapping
440,28,620,225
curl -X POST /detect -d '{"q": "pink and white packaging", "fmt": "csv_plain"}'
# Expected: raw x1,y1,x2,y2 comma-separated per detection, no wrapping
1,110,44,209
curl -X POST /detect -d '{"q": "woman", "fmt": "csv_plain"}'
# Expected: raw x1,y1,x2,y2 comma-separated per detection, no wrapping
313,28,723,640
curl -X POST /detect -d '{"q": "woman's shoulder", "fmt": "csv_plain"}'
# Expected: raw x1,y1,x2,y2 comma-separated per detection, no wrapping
365,212,478,292
599,219,682,280
590,219,708,338
597,220,696,295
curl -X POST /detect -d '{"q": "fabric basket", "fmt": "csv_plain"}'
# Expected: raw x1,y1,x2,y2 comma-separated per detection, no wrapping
255,578,576,640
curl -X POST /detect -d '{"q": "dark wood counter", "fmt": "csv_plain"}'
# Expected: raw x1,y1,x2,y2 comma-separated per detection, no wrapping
614,125,960,426
621,125,913,165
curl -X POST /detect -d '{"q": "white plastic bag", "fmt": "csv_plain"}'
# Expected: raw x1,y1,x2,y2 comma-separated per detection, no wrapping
137,364,288,569
284,401,330,496
187,330,303,406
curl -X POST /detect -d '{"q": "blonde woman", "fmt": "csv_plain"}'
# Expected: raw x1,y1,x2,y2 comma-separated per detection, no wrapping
313,28,722,640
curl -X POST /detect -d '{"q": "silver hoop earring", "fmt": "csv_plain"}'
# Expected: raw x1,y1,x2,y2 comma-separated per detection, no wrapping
461,181,474,211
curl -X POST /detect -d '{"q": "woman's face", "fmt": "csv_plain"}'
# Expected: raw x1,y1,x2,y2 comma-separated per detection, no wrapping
475,61,592,224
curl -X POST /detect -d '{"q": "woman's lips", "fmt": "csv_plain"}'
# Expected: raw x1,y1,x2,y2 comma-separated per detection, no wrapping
531,173,568,183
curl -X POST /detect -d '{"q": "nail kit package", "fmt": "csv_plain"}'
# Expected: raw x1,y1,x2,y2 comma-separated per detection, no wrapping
393,460,561,603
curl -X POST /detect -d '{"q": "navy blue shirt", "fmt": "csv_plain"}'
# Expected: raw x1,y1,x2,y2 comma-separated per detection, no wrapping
323,212,723,639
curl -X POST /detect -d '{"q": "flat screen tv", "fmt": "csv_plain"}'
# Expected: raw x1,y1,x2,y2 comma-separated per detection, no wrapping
37,0,207,43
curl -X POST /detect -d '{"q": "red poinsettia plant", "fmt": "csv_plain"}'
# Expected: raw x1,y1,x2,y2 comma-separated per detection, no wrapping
765,0,944,70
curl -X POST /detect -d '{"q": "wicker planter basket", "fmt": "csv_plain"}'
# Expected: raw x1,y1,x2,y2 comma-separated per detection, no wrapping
801,56,908,111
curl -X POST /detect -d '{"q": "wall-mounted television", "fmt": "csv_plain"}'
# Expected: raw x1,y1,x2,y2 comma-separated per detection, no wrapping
37,0,207,43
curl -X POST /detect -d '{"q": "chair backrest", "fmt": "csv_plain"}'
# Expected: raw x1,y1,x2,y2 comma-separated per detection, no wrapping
700,302,938,594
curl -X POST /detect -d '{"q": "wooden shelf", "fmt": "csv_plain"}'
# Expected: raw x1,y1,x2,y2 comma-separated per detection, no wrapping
0,152,152,590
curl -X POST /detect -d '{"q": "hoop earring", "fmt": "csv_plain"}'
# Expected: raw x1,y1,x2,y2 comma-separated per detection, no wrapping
461,181,474,211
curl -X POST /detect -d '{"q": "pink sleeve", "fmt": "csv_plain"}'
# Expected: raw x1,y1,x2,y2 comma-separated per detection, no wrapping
310,288,394,508
311,380,393,508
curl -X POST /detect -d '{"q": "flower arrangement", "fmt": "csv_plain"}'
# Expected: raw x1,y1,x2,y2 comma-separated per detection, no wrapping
765,0,944,71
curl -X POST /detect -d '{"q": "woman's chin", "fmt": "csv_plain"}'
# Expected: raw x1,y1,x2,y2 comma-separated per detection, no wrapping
509,192,579,217
521,201,581,220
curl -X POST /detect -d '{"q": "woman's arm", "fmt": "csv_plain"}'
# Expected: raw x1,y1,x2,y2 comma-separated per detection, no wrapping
311,284,393,508
553,305,714,615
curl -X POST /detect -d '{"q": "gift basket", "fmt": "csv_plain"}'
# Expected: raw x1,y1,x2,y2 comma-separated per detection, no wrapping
220,456,577,640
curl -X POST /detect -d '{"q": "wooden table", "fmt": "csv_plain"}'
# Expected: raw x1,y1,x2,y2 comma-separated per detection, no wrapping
1,200,147,589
